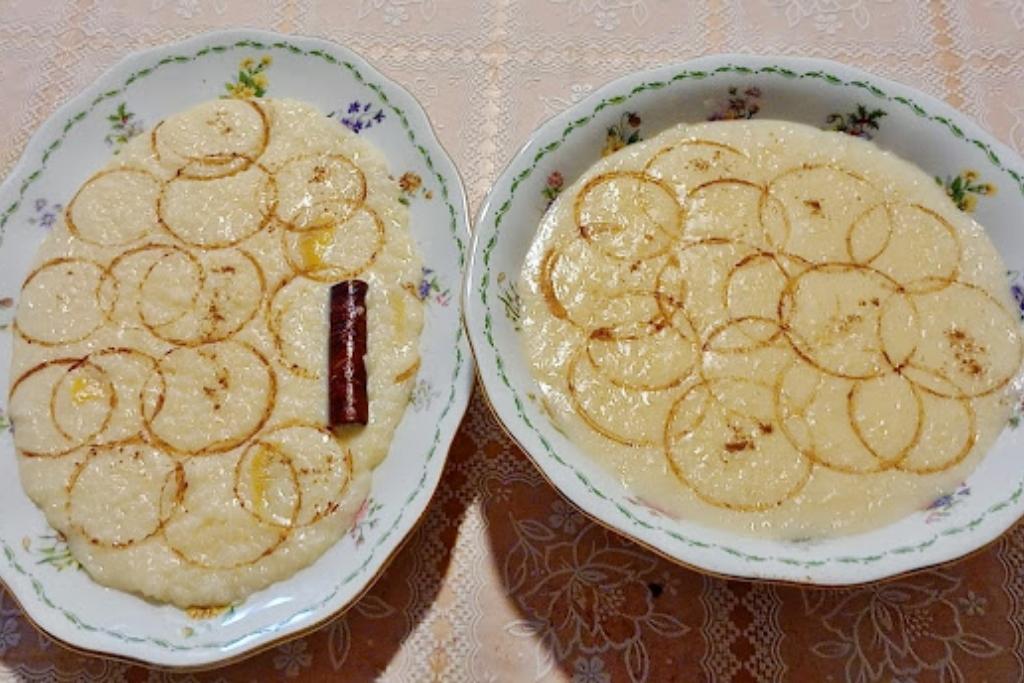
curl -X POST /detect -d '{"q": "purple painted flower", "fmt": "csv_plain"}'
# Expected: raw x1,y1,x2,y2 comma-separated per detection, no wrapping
28,199,61,230
333,100,386,134
416,267,451,306
1012,283,1024,316
418,268,435,299
924,483,970,523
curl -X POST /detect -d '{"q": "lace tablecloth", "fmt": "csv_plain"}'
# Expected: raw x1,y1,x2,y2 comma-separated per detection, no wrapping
1,1,1023,681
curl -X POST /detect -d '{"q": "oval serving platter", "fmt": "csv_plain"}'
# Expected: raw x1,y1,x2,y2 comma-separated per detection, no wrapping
466,54,1024,586
0,29,472,668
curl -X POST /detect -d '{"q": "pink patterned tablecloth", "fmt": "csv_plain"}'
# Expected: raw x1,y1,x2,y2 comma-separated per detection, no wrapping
1,1,1024,681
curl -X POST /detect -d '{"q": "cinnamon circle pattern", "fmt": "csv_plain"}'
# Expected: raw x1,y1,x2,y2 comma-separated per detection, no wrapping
525,121,1023,519
157,163,275,248
151,99,269,180
65,169,162,247
15,258,111,346
67,443,184,549
8,98,425,607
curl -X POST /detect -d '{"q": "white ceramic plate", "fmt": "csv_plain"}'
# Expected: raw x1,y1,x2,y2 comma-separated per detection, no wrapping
466,54,1024,586
0,30,472,668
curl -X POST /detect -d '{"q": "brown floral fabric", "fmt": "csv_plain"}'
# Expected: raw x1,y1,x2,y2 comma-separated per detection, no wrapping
2,392,1023,681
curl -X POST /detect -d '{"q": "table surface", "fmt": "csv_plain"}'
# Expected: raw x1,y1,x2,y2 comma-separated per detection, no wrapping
1,1,1023,681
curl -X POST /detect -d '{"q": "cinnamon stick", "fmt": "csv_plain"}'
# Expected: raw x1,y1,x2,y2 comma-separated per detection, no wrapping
328,280,369,426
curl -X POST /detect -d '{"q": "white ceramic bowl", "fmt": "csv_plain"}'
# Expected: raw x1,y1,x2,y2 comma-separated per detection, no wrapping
465,54,1024,586
0,30,472,668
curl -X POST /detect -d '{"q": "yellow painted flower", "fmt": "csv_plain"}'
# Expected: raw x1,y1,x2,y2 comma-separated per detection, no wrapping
963,194,978,212
399,172,422,193
981,183,997,196
602,133,625,158
185,604,230,620
229,83,256,100
225,53,271,99
963,169,979,182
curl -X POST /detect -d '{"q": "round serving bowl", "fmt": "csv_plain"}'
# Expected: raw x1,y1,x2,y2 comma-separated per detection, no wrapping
0,29,472,668
465,54,1024,586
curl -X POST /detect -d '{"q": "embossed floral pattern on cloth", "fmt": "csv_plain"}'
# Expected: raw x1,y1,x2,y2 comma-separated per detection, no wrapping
1,1,1023,681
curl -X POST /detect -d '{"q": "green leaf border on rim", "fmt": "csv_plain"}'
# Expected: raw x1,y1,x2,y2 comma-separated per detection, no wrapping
0,38,467,651
478,63,1024,570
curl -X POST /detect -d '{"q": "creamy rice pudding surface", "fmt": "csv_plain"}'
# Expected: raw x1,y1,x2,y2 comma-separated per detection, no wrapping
521,120,1022,538
9,98,423,607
